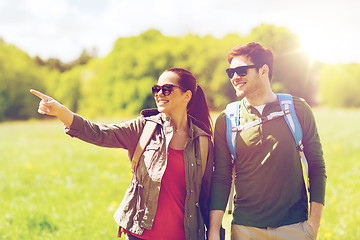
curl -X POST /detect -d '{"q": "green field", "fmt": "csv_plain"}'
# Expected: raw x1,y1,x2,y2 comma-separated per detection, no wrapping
0,108,359,239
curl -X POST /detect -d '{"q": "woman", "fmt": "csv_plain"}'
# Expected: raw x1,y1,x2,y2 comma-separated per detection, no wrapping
30,68,213,240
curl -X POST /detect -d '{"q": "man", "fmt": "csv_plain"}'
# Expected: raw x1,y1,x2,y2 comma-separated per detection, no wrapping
209,42,326,240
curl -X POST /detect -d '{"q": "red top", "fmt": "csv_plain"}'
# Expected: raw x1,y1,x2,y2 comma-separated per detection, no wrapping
122,147,187,240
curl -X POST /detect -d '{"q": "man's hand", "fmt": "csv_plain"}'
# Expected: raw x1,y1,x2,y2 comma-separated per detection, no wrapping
307,201,324,238
208,210,225,240
30,89,74,128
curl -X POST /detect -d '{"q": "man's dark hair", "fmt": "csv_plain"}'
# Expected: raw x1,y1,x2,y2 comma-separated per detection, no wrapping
228,42,274,80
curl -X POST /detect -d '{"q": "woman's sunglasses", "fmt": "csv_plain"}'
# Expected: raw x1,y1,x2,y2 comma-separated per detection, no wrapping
226,65,259,79
152,84,187,96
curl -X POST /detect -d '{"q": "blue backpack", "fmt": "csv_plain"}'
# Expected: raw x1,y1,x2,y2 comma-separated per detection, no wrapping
224,93,309,213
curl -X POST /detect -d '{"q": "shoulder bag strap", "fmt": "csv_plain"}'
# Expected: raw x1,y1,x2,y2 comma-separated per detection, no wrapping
131,120,158,175
199,136,209,177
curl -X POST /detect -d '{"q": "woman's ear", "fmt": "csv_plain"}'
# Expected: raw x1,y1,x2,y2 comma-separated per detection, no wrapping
184,90,192,103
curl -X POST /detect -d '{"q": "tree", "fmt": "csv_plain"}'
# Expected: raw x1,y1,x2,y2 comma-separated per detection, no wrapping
2,24,342,122
0,42,50,120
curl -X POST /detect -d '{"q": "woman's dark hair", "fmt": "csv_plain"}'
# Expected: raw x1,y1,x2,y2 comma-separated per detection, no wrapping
165,68,212,134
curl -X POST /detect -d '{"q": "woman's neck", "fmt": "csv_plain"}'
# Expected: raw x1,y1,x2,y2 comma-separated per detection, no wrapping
163,111,189,150
162,111,189,133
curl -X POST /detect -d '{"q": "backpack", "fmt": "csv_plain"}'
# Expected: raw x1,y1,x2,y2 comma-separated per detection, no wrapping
224,93,309,214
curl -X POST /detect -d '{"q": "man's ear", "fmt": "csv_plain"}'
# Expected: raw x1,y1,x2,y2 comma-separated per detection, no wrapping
260,64,269,78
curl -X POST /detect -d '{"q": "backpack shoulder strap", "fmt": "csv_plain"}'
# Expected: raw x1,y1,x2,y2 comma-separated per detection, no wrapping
277,93,310,202
131,120,158,175
277,93,303,150
224,101,240,214
199,136,209,177
225,101,241,159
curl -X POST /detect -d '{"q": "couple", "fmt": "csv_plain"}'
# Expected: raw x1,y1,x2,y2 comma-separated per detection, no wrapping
31,42,326,240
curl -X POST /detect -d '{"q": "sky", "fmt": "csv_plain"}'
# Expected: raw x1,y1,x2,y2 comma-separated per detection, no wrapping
0,0,359,64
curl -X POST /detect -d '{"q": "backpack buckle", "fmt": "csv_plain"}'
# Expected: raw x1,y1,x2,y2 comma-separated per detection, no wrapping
232,127,239,132
284,109,291,115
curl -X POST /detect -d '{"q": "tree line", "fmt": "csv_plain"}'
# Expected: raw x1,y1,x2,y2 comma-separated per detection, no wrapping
0,24,359,121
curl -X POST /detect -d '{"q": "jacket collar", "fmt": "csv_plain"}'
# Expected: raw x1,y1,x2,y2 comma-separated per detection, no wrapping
140,109,164,124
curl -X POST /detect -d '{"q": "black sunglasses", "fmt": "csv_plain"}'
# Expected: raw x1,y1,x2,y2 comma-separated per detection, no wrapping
226,65,259,79
152,84,187,96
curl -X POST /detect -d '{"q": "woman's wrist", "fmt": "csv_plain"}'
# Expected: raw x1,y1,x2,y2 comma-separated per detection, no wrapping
58,105,74,128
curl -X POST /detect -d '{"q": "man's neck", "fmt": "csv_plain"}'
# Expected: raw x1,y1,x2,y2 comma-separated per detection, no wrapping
245,91,277,107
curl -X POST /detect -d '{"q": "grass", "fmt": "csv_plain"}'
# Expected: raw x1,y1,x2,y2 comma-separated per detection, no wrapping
0,108,359,239
0,117,133,240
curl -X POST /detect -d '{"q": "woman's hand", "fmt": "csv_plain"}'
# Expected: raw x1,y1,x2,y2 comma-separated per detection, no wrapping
30,89,74,128
30,89,62,116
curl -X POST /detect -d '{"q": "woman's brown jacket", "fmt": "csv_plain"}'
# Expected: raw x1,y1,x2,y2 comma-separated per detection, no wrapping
66,109,214,240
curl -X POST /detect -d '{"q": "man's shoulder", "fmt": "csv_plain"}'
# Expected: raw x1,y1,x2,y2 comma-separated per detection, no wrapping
215,99,246,128
213,109,229,136
291,96,312,113
292,95,306,104
215,111,226,124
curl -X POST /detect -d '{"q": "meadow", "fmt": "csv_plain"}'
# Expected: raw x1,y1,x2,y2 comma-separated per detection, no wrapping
0,108,359,239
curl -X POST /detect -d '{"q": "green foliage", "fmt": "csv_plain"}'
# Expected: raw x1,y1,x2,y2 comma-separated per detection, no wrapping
172,33,235,109
0,42,49,121
0,42,96,121
319,64,360,107
248,24,302,54
78,30,178,116
3,24,358,121
1,108,359,239
73,25,324,115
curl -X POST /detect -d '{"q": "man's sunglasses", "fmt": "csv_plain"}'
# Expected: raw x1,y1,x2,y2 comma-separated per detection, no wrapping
152,84,187,96
226,65,259,79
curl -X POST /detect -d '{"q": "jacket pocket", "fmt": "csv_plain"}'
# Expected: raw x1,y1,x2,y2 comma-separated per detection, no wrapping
114,181,138,225
143,143,160,170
